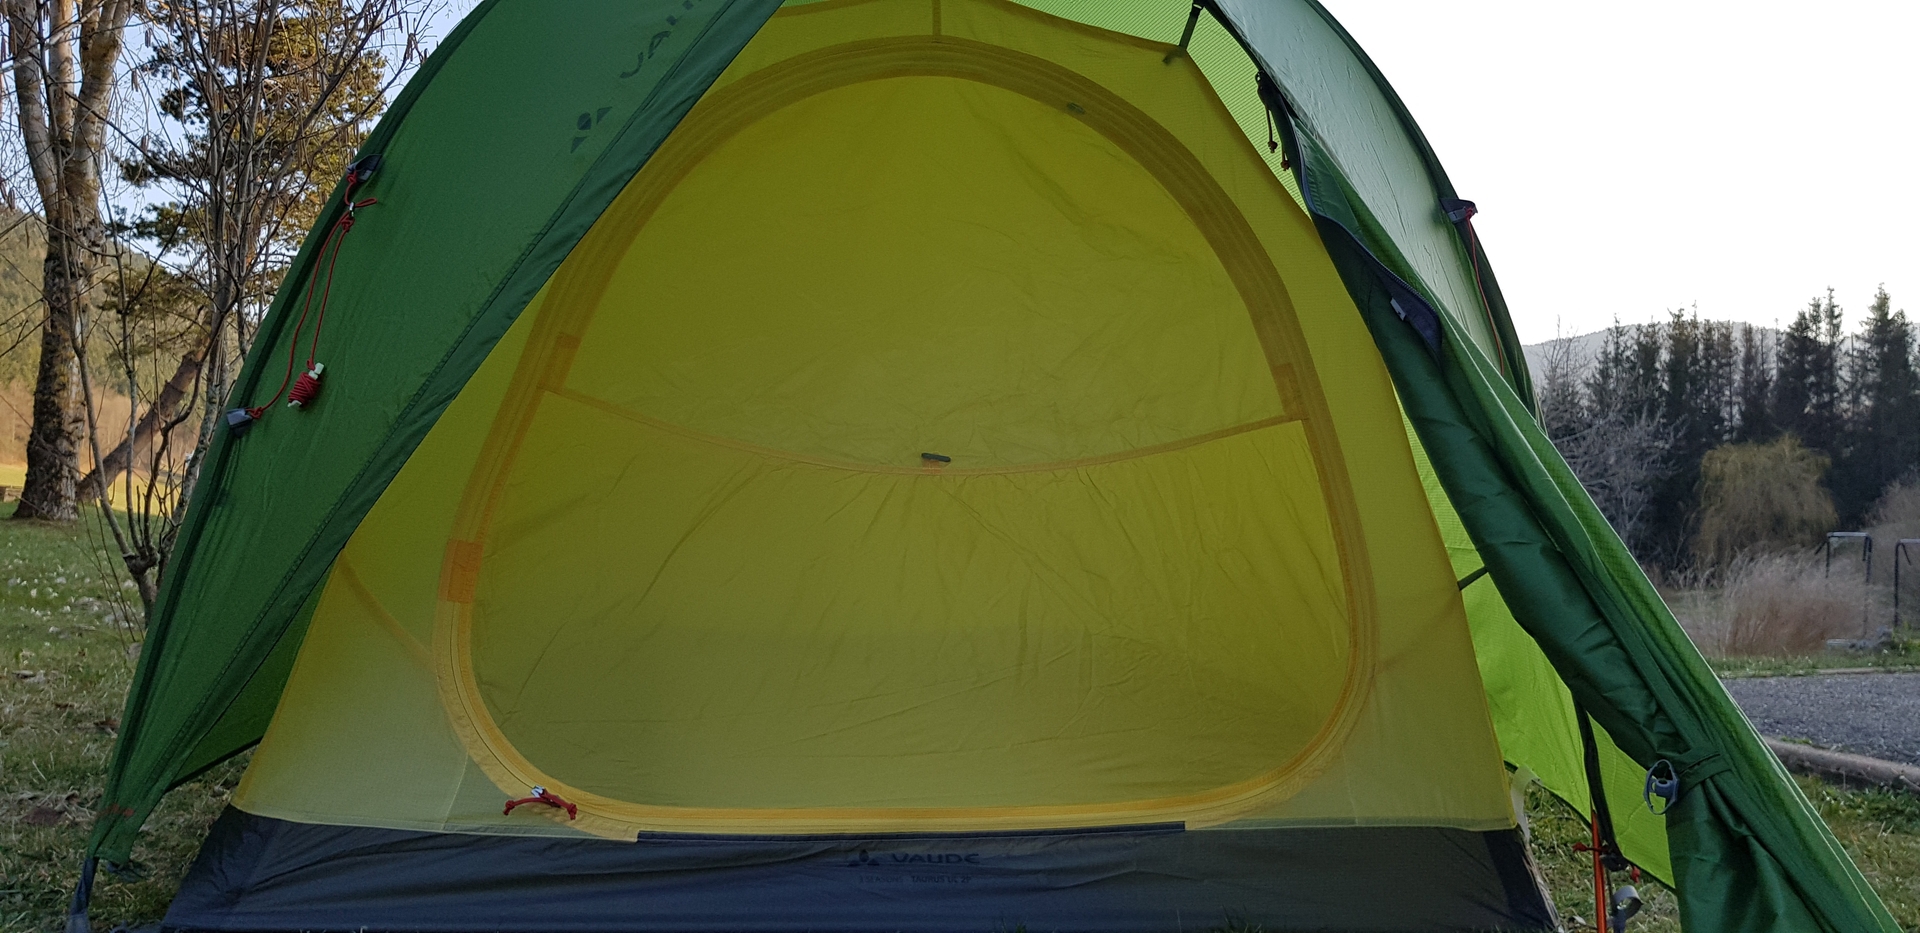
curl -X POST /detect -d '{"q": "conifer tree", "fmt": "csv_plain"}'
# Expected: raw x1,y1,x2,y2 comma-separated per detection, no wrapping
1626,318,1664,420
1584,318,1633,416
1734,323,1776,442
1648,312,1738,565
1774,289,1844,455
1835,287,1919,521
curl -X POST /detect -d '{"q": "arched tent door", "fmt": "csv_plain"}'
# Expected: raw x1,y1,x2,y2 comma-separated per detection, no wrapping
233,0,1512,845
431,6,1376,837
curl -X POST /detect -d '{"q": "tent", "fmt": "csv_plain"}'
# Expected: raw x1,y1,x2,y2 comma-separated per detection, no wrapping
76,0,1896,930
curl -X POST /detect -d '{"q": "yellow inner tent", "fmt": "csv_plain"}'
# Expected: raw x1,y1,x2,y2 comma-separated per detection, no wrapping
234,0,1515,840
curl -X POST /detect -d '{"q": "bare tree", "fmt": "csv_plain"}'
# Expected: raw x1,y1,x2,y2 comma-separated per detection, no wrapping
77,0,427,616
2,0,137,520
1537,330,1675,556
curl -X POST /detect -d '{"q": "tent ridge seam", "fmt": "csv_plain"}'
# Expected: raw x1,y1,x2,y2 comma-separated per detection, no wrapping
547,386,1302,476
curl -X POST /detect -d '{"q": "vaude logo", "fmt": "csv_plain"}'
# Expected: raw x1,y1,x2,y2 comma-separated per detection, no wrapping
845,848,982,867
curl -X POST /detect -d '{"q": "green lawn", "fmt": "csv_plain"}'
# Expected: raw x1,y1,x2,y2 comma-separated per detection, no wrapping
1710,648,1920,679
2,507,1919,931
0,506,240,932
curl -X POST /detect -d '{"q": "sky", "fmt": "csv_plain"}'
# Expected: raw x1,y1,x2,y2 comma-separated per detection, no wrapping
1316,1,1919,342
421,2,1916,344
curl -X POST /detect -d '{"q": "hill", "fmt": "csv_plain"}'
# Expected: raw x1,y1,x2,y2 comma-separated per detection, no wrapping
1522,322,1783,381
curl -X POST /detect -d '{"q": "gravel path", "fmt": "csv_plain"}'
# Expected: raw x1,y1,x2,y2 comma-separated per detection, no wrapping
1724,672,1920,765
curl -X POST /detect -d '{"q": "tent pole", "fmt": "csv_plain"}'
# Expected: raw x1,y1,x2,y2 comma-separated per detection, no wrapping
65,856,95,933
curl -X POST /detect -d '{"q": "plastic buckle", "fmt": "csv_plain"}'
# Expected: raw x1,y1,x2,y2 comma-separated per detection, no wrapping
1644,759,1679,815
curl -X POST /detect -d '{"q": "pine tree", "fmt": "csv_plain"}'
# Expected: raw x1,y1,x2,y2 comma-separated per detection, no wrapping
1704,320,1737,438
1835,287,1920,521
1648,311,1738,565
1734,324,1776,442
1585,318,1633,416
1774,290,1844,456
1627,318,1664,420
1662,311,1701,434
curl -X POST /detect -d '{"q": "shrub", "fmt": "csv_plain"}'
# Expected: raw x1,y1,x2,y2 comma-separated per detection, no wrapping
1693,436,1838,569
1869,476,1920,542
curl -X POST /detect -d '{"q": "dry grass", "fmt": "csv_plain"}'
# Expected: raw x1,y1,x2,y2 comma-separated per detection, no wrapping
1872,480,1920,626
1871,478,1920,537
1674,553,1870,657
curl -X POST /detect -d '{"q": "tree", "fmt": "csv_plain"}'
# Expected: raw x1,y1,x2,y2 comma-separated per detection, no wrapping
1626,317,1664,420
1626,310,1739,567
80,0,425,615
1774,289,1844,455
1693,436,1838,570
1536,326,1587,441
1834,287,1919,522
1733,323,1775,442
1,0,137,520
1583,318,1633,417
1547,329,1673,558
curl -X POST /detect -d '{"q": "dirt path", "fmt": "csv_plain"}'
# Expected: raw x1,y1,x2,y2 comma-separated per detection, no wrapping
1723,672,1920,765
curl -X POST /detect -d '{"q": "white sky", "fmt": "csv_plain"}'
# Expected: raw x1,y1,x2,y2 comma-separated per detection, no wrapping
422,2,1917,344
1317,0,1920,342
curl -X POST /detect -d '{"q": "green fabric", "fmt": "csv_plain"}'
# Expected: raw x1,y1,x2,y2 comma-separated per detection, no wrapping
1406,416,1672,883
89,0,784,863
1293,119,1895,932
170,581,325,783
1211,0,1532,401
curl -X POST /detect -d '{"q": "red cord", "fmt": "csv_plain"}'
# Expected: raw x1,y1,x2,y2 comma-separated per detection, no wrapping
246,182,376,418
288,367,323,407
504,786,577,820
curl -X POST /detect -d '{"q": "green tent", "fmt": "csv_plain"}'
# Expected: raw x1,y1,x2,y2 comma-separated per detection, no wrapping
77,0,1895,930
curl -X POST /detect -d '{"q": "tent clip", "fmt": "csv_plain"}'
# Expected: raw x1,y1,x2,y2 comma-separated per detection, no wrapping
1162,4,1204,64
1644,759,1680,815
1439,198,1477,224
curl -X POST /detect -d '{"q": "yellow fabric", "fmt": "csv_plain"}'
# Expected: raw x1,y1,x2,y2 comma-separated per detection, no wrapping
237,0,1512,839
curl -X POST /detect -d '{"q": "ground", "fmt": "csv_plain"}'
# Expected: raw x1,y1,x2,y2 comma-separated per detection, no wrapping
0,506,241,931
1726,672,1920,765
3,509,1920,931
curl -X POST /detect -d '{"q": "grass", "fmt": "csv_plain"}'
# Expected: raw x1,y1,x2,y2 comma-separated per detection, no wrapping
1523,782,1681,932
0,504,240,933
1522,774,1920,931
1,507,1919,931
1707,635,1920,678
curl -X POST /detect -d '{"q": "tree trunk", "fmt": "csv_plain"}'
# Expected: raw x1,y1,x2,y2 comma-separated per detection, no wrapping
5,0,130,521
78,343,207,496
14,221,90,520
